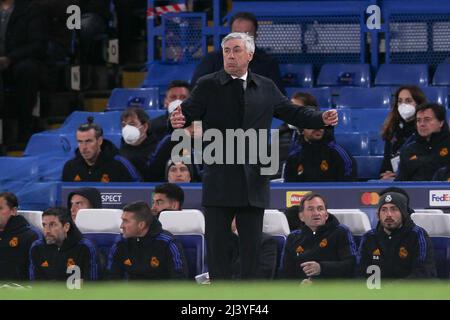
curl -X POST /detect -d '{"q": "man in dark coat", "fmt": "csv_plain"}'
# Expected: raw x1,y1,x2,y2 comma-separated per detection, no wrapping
191,12,284,93
170,32,338,280
0,192,41,280
359,190,436,279
0,0,46,144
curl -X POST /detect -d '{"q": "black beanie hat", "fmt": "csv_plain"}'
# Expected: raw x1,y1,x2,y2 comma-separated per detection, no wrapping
378,187,415,214
67,188,102,209
165,159,194,182
377,192,409,219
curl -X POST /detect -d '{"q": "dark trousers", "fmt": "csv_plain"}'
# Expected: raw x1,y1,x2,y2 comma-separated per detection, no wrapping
2,59,40,144
204,206,264,280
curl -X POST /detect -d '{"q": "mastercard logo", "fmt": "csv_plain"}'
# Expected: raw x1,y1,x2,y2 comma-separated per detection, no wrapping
361,192,379,206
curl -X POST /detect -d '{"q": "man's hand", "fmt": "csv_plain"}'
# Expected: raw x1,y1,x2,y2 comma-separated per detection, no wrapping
0,56,10,71
322,109,338,126
300,261,321,277
170,106,186,129
380,170,396,180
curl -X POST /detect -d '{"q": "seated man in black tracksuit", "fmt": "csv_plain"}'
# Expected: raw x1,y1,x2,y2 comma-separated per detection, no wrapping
282,193,357,281
0,192,41,280
29,207,100,281
396,103,450,181
62,117,141,182
67,187,102,221
283,126,357,182
359,190,436,279
107,201,188,280
150,183,184,218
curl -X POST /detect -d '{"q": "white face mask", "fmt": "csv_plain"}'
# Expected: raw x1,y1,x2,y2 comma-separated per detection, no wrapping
398,103,416,121
168,99,183,114
122,125,141,145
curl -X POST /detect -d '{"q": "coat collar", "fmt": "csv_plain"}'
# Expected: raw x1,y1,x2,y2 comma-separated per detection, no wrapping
218,69,261,88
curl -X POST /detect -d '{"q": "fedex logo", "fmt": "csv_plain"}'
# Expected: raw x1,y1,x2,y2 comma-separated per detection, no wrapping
429,190,450,207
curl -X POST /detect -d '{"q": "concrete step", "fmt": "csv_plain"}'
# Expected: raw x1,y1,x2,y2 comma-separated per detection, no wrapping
82,90,112,112
6,150,23,157
122,70,147,88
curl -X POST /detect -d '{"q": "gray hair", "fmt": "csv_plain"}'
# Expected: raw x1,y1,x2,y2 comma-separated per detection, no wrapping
221,32,255,54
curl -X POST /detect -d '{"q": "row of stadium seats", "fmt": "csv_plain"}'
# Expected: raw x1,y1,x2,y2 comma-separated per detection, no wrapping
45,107,427,158
281,63,450,88
286,86,448,109
107,84,448,112
18,209,450,279
140,62,450,92
24,110,165,157
28,108,398,157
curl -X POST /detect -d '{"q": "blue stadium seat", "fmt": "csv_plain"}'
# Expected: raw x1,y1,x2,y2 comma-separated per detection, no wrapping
279,63,313,88
336,109,389,133
16,182,59,210
336,87,391,109
54,111,122,134
411,213,450,279
159,210,206,278
354,156,383,180
433,63,450,86
317,63,371,87
143,62,197,88
76,209,123,264
285,87,332,108
421,87,448,107
369,132,385,156
24,132,76,156
38,155,72,181
106,88,160,111
334,132,370,156
375,64,429,86
431,237,450,279
104,133,122,148
25,131,121,157
145,109,167,120
263,210,290,278
0,156,40,182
